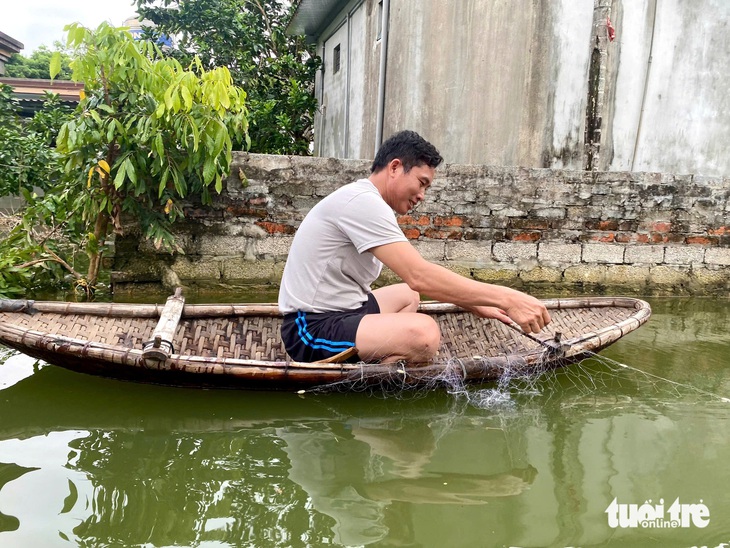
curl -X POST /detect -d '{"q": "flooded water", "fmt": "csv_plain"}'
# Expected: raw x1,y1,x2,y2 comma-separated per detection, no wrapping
0,296,729,547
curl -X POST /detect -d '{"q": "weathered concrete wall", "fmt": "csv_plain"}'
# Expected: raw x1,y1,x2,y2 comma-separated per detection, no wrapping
608,0,730,175
112,153,730,296
312,0,730,177
314,0,381,159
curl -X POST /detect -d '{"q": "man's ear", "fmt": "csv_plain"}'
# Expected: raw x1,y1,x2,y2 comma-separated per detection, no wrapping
388,158,402,175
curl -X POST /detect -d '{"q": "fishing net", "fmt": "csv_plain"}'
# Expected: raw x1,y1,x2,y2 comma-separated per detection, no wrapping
299,345,730,410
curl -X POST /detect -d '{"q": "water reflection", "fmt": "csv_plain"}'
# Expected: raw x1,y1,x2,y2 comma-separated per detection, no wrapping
276,417,537,545
0,365,539,546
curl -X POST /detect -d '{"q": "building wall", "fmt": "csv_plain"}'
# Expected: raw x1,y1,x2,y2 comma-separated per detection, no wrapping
314,0,381,159
311,0,730,177
607,0,730,175
111,153,730,296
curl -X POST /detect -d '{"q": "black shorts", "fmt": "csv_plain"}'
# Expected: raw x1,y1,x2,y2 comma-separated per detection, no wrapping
281,294,380,363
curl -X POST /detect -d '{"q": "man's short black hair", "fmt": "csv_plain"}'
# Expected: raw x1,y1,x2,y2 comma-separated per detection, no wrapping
370,130,443,173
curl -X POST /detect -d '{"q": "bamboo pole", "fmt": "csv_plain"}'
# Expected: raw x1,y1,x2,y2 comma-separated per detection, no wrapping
142,288,185,361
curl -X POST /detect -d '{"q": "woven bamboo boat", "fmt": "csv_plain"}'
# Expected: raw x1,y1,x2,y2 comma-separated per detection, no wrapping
0,291,651,390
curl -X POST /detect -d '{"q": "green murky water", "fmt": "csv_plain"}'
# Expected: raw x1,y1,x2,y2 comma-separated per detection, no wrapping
1,297,729,547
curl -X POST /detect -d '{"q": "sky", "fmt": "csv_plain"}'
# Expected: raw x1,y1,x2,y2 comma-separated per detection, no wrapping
3,0,141,54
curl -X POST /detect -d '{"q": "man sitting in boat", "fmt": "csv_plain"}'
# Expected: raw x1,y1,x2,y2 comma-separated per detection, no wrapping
278,130,551,364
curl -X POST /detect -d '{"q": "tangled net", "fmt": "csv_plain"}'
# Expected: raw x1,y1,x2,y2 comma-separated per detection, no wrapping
299,348,729,411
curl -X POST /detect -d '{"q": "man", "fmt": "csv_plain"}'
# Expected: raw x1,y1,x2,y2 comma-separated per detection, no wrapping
279,130,550,363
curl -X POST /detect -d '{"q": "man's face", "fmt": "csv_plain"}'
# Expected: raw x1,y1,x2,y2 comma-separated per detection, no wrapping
387,160,435,215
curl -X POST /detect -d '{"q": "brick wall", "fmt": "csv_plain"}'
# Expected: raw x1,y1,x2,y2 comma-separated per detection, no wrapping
112,153,730,296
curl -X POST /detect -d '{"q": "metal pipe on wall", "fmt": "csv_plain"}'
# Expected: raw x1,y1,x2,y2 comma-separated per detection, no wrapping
374,0,391,153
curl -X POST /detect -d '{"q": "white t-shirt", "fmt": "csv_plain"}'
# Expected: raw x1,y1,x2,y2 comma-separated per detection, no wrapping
278,179,407,314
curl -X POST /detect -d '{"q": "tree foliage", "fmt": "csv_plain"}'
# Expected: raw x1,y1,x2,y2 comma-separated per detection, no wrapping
136,0,320,154
0,23,248,298
0,84,71,197
0,86,73,299
4,45,74,80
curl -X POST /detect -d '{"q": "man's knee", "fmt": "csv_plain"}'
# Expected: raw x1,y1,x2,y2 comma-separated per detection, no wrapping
408,316,440,360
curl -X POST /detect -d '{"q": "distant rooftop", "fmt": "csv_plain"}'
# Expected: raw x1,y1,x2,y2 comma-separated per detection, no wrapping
0,77,83,115
0,31,24,75
287,0,351,41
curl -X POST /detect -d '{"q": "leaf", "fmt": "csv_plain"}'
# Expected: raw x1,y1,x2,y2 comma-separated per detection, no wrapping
86,232,99,256
158,167,170,198
106,121,116,142
60,479,78,514
124,158,137,185
203,159,215,184
97,159,110,175
171,168,185,196
154,134,164,158
113,160,127,189
180,86,193,110
50,52,62,80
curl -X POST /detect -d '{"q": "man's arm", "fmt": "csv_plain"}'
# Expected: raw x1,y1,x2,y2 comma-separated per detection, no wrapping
370,241,550,334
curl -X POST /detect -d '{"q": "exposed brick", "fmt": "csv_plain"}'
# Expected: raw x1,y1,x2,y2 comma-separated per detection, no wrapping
226,205,268,218
424,228,462,240
510,218,551,230
185,207,224,220
586,219,619,231
402,228,421,239
433,216,464,227
509,232,541,242
686,236,718,245
665,233,686,244
255,221,295,235
618,220,638,231
651,221,672,233
589,233,616,243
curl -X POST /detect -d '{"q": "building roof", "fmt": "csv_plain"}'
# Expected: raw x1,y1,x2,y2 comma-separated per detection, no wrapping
0,77,82,115
0,31,24,63
287,0,352,41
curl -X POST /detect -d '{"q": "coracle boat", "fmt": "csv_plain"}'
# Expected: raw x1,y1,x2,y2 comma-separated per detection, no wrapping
0,290,651,391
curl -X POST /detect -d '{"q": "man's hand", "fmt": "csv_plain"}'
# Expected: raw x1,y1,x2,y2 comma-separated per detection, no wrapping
500,291,551,334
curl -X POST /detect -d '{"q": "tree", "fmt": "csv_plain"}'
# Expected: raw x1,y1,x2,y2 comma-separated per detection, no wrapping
0,22,248,298
0,84,70,198
0,87,73,299
136,0,320,154
4,45,73,80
